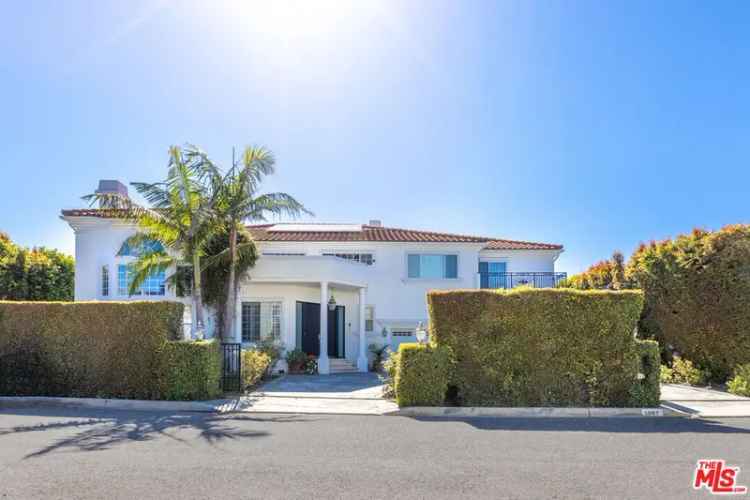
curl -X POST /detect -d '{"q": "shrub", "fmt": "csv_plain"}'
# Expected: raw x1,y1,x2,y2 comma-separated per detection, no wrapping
558,251,631,291
162,340,222,400
255,339,283,375
304,356,318,375
285,349,307,373
0,301,221,400
627,225,750,381
660,357,707,386
392,343,453,407
428,288,645,407
242,350,271,390
629,339,661,407
727,364,750,397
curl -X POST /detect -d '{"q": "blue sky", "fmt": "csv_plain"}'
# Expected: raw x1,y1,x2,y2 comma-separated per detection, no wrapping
1,0,748,274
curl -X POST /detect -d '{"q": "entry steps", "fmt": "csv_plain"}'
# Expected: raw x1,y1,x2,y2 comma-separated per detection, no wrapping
329,358,359,374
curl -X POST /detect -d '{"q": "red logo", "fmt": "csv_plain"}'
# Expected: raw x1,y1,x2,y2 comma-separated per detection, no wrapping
694,460,747,495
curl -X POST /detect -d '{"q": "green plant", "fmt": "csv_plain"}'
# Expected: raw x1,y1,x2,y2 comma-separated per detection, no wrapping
627,225,750,381
368,343,389,372
660,365,674,384
392,343,453,406
256,339,283,374
558,251,632,290
629,339,661,407
304,356,318,375
727,364,750,397
82,145,225,337
198,146,310,339
285,349,308,374
162,340,222,400
428,288,645,407
0,232,74,301
241,349,272,390
662,357,707,385
0,301,216,400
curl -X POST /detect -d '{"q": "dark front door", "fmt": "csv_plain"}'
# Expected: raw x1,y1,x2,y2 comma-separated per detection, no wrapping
297,301,345,358
299,301,320,356
327,305,345,359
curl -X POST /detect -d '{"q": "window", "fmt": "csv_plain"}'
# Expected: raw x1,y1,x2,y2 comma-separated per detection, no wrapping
117,264,165,296
365,306,374,332
118,239,164,257
322,252,374,265
407,254,458,279
101,265,109,297
242,301,281,343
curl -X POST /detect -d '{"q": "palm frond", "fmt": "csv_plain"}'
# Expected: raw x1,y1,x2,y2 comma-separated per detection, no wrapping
125,250,174,296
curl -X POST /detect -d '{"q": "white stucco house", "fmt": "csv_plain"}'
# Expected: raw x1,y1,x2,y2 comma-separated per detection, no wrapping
61,181,565,374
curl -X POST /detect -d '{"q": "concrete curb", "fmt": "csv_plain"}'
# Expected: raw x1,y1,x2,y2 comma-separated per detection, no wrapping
395,405,683,418
0,396,235,413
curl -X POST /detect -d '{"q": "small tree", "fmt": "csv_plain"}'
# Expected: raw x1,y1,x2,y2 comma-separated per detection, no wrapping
84,145,222,337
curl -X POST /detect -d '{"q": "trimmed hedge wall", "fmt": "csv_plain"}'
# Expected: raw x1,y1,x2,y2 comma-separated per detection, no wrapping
630,339,661,407
163,341,222,400
392,343,453,407
427,288,645,407
0,301,220,400
627,225,750,381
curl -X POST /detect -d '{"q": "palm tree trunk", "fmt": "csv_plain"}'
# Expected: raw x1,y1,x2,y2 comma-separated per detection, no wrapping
223,225,238,343
192,251,206,338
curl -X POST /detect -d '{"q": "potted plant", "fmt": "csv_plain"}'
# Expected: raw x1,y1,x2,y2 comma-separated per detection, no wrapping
285,349,308,374
369,343,390,373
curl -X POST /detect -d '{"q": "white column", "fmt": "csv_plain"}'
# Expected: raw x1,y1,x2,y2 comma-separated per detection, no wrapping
357,287,368,372
318,281,330,375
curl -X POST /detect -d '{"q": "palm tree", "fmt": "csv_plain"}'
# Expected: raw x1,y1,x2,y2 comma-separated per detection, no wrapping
83,145,222,337
201,146,311,340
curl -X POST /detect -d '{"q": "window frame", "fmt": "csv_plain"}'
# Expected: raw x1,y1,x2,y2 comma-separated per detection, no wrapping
241,299,283,344
365,305,375,332
405,253,460,280
101,265,109,297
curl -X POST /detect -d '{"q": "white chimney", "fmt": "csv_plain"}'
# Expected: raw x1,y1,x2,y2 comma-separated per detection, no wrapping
368,219,382,227
95,180,129,207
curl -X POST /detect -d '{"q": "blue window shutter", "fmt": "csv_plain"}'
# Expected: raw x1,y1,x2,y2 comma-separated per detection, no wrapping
407,254,420,278
445,255,458,278
479,261,489,288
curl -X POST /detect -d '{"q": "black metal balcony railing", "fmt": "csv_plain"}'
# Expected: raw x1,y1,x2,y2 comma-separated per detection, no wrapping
479,272,567,289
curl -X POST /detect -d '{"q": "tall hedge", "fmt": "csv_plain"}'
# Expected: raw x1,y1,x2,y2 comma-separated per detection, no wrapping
628,225,750,380
0,301,219,400
163,340,222,400
427,288,644,407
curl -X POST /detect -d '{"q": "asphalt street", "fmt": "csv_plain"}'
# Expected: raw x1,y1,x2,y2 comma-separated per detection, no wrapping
0,406,748,499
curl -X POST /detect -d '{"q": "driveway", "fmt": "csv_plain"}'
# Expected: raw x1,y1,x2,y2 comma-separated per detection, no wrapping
661,383,750,417
223,373,399,415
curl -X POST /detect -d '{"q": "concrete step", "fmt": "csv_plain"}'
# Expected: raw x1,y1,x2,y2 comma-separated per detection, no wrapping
329,358,359,373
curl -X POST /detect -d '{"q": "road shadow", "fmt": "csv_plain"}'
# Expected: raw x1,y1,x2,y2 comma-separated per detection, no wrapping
411,416,750,434
0,406,314,459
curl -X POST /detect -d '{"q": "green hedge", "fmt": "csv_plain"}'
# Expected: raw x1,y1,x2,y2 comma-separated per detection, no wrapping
630,339,661,407
427,288,645,407
0,301,220,400
241,350,271,390
627,225,750,381
392,343,453,406
163,340,222,400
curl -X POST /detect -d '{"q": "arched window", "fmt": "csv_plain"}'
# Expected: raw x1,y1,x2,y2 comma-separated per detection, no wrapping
117,239,164,257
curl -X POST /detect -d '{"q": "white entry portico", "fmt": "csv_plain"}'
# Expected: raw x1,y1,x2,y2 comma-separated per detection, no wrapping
234,255,370,374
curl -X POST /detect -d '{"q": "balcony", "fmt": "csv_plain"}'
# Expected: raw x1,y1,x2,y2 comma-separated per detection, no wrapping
478,272,567,289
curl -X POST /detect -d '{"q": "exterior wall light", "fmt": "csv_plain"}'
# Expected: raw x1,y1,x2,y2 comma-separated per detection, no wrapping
328,293,337,311
415,321,428,344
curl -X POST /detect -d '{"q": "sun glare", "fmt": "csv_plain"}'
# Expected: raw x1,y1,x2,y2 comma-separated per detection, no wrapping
220,0,366,40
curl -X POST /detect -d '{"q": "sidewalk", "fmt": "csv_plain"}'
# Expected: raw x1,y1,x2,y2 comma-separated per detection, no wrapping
660,384,750,418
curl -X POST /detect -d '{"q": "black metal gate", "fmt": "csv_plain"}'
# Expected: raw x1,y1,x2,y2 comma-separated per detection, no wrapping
221,343,242,393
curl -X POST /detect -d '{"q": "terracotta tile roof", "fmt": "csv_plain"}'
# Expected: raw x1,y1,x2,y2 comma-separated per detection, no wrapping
60,210,562,250
247,224,563,251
